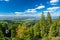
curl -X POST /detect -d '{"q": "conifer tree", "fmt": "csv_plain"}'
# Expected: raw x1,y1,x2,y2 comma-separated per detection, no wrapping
47,12,52,24
33,22,40,40
40,12,47,38
46,12,52,35
49,22,57,37
56,16,60,36
23,28,32,40
33,22,40,37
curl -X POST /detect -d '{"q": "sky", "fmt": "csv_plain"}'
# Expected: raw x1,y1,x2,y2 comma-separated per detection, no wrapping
0,0,60,17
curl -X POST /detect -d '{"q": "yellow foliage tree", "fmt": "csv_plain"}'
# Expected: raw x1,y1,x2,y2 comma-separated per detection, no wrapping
16,23,26,39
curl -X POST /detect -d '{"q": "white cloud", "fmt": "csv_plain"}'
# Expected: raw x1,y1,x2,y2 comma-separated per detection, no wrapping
35,5,45,9
25,5,45,13
25,9,37,13
15,12,24,15
48,11,60,17
43,11,60,17
44,7,60,13
44,10,53,13
50,0,59,5
14,11,41,17
0,11,60,17
14,5,45,17
14,9,37,16
50,0,59,3
47,7,60,11
43,6,60,17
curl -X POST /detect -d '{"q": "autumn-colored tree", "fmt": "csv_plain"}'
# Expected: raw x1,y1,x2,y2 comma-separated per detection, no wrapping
16,23,27,39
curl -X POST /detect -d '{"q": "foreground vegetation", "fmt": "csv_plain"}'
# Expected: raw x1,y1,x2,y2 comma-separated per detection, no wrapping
0,12,60,40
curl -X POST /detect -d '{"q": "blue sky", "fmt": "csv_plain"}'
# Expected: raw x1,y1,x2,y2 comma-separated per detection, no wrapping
0,0,60,17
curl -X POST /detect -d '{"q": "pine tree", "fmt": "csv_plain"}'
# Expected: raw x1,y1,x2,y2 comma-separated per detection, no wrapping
56,16,60,36
40,12,47,38
46,12,52,36
33,22,40,37
23,28,32,40
29,26,34,39
49,22,57,38
33,22,40,40
46,12,52,24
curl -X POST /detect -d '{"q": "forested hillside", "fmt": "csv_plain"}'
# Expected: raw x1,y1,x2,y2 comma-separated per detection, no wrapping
0,12,60,40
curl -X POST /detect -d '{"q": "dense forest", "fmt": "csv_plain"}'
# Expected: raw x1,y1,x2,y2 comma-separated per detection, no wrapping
0,12,60,40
